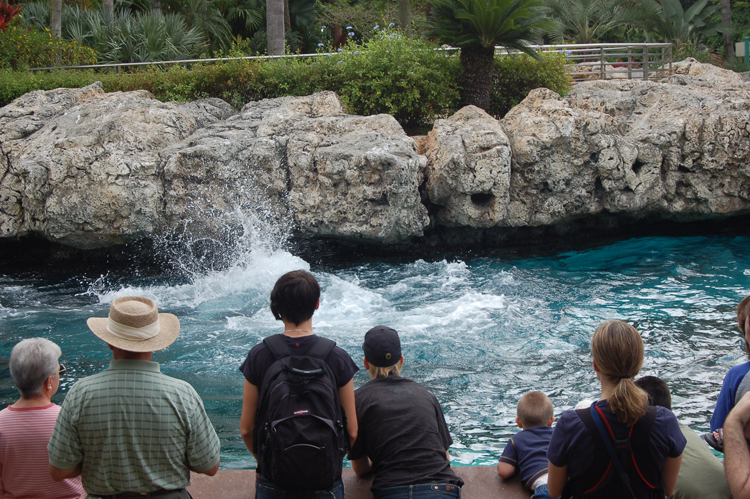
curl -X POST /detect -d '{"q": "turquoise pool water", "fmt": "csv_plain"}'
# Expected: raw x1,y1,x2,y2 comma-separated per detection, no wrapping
1,233,749,468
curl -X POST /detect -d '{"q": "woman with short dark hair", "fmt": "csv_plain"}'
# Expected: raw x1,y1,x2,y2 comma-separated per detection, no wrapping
1,338,85,498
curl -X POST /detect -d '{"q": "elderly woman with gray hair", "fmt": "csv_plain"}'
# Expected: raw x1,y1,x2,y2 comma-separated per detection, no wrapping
0,338,85,498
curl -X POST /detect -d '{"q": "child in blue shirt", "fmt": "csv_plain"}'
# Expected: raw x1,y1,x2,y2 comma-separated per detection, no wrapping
498,391,557,499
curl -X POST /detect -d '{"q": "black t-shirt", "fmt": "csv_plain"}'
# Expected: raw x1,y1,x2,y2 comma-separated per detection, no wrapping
239,334,359,388
348,376,464,491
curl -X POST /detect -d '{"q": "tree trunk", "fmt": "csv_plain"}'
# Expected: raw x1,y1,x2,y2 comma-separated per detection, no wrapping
50,0,61,38
399,0,411,37
102,0,114,22
266,0,285,55
721,0,734,62
283,0,290,29
459,45,496,111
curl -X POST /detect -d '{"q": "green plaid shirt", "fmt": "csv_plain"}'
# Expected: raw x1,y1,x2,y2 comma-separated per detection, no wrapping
48,360,220,495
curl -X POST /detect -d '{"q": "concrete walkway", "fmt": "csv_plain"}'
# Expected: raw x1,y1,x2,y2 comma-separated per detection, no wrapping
187,467,531,498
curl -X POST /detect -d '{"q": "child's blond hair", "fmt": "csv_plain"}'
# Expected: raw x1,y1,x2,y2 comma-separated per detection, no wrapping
517,391,554,428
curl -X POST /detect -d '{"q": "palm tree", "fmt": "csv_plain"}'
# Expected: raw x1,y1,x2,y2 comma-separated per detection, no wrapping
427,0,553,110
720,0,733,61
51,0,62,37
631,0,729,47
180,0,232,50
266,0,284,54
545,0,633,44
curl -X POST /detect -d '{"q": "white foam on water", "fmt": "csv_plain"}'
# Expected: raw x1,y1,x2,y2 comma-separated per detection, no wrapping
94,249,306,309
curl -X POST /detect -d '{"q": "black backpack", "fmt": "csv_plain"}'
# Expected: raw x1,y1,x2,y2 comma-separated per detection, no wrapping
254,335,349,491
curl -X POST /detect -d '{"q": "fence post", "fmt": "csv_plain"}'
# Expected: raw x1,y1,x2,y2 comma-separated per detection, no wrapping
669,44,672,83
600,46,605,79
661,46,665,78
628,47,632,79
643,45,649,80
746,36,749,67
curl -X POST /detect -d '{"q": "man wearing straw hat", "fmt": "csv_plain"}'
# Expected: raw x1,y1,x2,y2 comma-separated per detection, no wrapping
48,296,221,499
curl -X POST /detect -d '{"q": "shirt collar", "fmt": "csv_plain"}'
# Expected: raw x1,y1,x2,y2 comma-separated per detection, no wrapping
108,359,161,373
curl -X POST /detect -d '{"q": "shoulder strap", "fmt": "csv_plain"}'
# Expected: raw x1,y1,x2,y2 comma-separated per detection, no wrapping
263,334,292,360
628,406,659,491
306,337,336,360
590,404,638,499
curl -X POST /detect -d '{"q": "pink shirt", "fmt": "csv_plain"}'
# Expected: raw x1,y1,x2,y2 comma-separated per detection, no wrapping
0,404,85,499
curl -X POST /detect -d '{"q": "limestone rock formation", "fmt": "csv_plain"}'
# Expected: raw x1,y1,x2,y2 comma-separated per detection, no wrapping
420,71,750,232
0,82,236,248
1,63,750,250
423,106,512,228
0,85,428,248
502,77,750,227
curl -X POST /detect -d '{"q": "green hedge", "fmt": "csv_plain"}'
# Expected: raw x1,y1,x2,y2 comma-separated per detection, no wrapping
491,52,572,118
0,38,571,127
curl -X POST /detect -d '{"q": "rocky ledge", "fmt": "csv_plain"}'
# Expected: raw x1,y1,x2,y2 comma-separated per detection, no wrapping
1,58,749,251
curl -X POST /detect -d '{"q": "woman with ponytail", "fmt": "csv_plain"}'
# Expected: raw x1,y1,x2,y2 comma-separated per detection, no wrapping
546,321,686,499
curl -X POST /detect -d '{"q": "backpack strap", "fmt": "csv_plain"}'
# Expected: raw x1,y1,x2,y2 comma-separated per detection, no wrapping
263,334,293,360
628,406,658,490
307,337,336,360
589,404,638,499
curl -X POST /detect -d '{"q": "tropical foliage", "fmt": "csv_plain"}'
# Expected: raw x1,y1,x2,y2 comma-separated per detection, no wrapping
427,0,553,110
631,0,730,46
328,28,460,126
544,0,634,44
491,51,571,116
0,2,21,30
21,1,213,62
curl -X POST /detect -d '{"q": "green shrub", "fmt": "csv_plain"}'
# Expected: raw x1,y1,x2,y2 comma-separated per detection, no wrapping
0,32,461,127
324,29,461,127
0,25,97,70
491,51,572,118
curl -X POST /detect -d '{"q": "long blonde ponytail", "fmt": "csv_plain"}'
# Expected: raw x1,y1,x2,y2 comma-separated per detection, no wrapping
592,321,648,426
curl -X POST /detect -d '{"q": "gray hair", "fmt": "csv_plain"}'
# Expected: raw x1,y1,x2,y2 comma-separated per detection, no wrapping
9,338,61,399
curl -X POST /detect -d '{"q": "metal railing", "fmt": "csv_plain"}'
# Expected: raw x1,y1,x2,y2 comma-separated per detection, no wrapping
506,43,674,82
29,42,673,83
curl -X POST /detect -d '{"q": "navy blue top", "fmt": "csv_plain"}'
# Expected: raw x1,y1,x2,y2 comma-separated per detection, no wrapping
548,399,686,481
499,425,554,490
710,361,750,431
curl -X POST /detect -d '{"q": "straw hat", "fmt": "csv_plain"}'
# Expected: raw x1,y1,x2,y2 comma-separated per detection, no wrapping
87,296,180,352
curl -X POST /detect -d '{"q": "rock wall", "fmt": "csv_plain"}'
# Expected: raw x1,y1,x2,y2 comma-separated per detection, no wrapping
1,59,749,250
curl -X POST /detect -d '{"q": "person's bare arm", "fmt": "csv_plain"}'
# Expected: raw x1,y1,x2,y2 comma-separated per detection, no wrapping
660,454,683,497
338,379,357,447
497,461,516,479
547,461,568,498
50,463,82,482
351,456,372,476
240,380,260,461
725,391,750,499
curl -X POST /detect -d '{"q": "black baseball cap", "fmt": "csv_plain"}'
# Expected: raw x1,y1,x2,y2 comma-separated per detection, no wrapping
363,326,401,367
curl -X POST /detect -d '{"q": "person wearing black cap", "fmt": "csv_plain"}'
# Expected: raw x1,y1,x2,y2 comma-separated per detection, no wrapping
349,326,463,499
